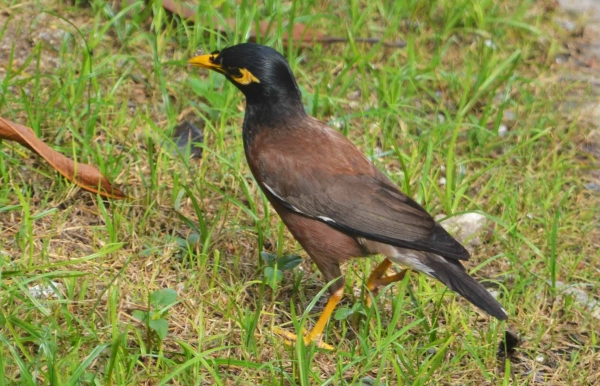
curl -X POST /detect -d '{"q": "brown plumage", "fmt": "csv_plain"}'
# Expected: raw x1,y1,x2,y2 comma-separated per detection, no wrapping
189,43,507,349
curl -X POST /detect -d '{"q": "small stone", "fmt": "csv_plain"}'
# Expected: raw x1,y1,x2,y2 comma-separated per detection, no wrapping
29,282,63,299
347,90,361,101
331,119,344,129
436,213,488,247
551,281,600,321
557,0,600,21
368,122,380,132
359,376,376,386
555,53,570,64
438,177,446,186
563,286,590,305
555,17,577,32
535,355,545,364
503,110,517,122
485,39,497,49
458,164,466,178
584,182,600,192
498,124,508,137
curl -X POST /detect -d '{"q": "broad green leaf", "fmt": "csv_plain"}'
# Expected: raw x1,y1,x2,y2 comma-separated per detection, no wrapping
264,267,283,290
277,254,303,271
149,318,169,340
150,289,177,307
334,306,353,321
132,310,148,323
260,251,277,265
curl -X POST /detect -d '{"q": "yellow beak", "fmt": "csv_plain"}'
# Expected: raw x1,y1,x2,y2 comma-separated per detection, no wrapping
188,54,223,73
188,53,260,85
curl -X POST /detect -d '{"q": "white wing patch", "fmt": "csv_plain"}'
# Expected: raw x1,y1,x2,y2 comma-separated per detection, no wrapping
263,183,338,225
318,216,335,223
263,183,303,213
388,250,434,276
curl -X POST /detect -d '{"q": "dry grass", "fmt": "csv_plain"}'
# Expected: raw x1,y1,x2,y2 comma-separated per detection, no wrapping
1,0,599,384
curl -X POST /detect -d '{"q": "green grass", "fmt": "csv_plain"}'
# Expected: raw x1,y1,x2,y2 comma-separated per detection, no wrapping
1,0,599,384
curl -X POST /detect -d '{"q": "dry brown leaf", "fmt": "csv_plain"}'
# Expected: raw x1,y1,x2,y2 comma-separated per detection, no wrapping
162,0,406,48
0,117,126,199
172,120,204,159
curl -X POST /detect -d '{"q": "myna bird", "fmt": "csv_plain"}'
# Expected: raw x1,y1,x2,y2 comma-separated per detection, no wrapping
189,43,507,349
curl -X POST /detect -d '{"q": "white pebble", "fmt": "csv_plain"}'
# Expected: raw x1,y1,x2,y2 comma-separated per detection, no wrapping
29,282,63,299
485,39,497,49
498,124,508,137
535,355,545,364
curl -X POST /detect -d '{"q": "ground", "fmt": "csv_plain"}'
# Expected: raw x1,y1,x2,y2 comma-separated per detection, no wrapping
0,0,599,384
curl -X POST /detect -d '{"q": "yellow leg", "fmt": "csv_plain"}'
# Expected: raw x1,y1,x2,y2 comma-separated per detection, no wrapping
273,287,344,350
373,270,408,286
365,259,409,307
366,258,393,292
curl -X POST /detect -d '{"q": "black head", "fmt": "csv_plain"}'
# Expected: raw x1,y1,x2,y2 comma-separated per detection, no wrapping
189,43,303,108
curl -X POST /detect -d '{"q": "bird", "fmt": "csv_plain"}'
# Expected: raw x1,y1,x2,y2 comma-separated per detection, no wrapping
188,42,507,350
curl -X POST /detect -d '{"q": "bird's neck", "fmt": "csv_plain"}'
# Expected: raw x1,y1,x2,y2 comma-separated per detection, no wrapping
242,98,307,146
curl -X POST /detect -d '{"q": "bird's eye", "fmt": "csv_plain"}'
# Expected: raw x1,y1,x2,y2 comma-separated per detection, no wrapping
228,67,260,85
228,67,242,77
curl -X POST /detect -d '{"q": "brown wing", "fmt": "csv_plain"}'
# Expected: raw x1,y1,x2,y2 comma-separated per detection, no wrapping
248,118,470,260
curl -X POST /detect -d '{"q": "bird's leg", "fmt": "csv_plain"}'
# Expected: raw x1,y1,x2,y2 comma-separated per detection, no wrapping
366,258,393,292
365,258,409,307
274,287,344,350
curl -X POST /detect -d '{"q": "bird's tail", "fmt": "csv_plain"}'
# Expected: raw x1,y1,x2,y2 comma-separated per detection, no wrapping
425,253,508,320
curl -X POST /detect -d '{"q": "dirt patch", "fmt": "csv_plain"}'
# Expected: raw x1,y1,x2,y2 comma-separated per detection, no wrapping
555,0,600,201
0,4,88,78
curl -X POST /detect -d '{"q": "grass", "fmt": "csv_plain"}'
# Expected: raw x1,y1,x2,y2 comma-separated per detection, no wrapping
0,0,599,384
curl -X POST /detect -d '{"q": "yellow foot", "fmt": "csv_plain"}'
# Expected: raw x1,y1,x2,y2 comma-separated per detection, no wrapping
273,327,334,350
365,269,410,308
365,293,374,308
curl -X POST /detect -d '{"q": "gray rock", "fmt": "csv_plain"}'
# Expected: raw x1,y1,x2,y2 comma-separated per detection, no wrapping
551,280,600,320
584,182,600,192
555,17,577,33
436,213,488,247
557,0,600,20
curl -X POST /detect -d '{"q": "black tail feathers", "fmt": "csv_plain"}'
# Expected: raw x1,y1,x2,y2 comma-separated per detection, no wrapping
427,255,508,320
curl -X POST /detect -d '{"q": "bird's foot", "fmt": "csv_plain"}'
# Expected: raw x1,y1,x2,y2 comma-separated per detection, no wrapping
364,290,376,308
273,327,334,350
365,269,410,308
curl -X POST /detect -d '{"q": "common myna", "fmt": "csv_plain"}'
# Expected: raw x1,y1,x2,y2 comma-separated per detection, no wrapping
189,43,507,349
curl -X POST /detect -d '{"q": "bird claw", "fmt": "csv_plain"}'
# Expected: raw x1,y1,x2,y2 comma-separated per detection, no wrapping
365,292,376,308
364,269,410,308
273,327,334,350
364,278,385,308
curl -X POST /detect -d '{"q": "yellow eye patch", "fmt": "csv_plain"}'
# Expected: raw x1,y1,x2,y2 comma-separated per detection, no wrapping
231,68,260,85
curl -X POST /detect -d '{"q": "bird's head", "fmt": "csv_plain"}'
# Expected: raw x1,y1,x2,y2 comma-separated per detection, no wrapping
188,43,303,108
